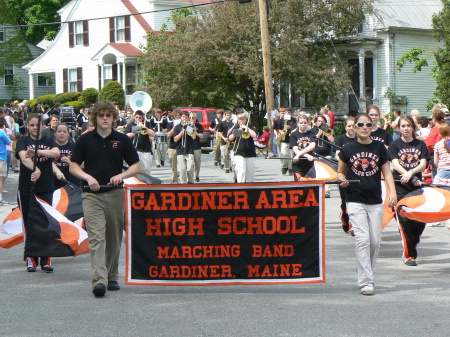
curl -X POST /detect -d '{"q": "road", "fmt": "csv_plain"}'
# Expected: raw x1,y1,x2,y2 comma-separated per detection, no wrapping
0,153,449,336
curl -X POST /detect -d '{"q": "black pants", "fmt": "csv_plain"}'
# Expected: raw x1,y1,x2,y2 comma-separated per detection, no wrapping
397,213,426,260
18,189,53,266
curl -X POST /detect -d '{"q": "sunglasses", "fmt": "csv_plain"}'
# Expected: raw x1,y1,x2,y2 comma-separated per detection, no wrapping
356,122,373,128
98,113,113,118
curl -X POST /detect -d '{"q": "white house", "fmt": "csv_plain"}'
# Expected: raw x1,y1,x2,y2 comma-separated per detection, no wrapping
23,0,212,101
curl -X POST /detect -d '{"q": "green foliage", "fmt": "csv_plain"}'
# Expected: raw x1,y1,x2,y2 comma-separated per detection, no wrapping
334,122,346,137
5,0,72,44
55,92,81,104
27,99,37,108
8,74,27,98
98,81,125,107
36,94,57,106
79,88,98,104
396,47,432,73
64,100,86,113
384,87,395,100
138,0,368,125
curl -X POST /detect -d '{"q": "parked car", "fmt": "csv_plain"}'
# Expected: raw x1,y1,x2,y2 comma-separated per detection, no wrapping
179,107,218,151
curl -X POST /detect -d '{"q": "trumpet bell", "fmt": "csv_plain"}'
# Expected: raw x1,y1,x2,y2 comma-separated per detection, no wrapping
130,91,152,113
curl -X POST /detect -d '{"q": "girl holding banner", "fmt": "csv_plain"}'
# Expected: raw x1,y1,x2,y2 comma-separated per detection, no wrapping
337,113,397,296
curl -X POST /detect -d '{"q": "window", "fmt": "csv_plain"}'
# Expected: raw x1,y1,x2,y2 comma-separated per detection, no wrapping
37,74,48,87
4,65,13,86
104,65,113,84
69,68,77,92
74,21,83,45
116,17,125,42
0,23,4,42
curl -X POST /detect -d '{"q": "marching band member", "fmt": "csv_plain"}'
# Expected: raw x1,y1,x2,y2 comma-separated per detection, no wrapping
290,115,316,181
312,114,334,198
70,100,140,297
149,109,168,167
173,112,197,184
366,105,393,148
166,109,182,184
125,110,155,176
228,113,257,183
191,112,204,182
337,112,397,296
116,110,128,132
217,110,234,173
274,108,296,175
210,109,224,167
388,115,429,266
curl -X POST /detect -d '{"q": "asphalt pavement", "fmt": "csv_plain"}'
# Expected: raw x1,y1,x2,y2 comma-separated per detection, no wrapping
0,153,449,336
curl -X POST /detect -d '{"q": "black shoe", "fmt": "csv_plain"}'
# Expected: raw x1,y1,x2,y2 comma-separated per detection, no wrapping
161,161,165,166
214,161,219,166
41,265,54,273
281,168,288,175
93,283,106,297
27,267,37,272
288,169,293,176
195,177,200,182
220,164,224,169
225,169,230,173
156,165,161,168
107,281,120,291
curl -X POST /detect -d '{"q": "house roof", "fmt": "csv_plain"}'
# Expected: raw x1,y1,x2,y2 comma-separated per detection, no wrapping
109,43,141,56
121,0,152,32
373,0,442,30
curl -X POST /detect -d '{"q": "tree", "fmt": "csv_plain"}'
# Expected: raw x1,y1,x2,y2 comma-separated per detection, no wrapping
98,81,125,108
4,0,71,44
138,0,368,126
396,0,450,107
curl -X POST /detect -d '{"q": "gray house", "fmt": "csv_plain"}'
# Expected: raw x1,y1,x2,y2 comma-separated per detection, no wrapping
278,0,443,116
0,22,55,100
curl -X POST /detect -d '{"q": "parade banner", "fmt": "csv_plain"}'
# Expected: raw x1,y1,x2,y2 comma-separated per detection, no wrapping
125,182,325,286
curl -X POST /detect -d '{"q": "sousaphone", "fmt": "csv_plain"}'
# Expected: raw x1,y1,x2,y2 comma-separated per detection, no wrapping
130,91,152,113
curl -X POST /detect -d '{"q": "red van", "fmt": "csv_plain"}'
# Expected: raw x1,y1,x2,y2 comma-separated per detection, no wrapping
179,107,218,150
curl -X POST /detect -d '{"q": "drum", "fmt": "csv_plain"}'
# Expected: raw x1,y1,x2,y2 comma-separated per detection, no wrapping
155,132,168,144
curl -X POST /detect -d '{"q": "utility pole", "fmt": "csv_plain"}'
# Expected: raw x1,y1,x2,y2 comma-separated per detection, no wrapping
258,0,274,131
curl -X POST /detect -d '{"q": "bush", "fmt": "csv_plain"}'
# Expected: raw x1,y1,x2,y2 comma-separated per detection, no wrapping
55,92,81,104
79,87,98,104
98,81,125,107
63,100,86,114
36,94,57,106
27,99,37,108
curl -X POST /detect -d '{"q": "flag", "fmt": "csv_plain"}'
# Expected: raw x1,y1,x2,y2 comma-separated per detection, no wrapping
396,186,450,223
23,193,88,257
381,180,396,230
300,159,338,181
0,184,85,251
124,172,163,185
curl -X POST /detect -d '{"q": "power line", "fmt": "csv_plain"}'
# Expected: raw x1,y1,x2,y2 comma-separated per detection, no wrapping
3,0,227,30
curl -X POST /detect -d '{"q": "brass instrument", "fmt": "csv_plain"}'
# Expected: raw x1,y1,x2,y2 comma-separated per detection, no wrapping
241,125,251,139
187,113,197,137
319,123,334,137
213,137,221,151
276,119,289,145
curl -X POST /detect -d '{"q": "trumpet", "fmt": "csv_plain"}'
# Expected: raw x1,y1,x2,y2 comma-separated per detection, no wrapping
241,125,251,139
131,125,149,135
186,121,197,137
318,123,334,137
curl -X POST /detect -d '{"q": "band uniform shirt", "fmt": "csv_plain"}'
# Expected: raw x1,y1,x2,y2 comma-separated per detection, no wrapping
233,125,257,158
124,121,153,153
338,140,389,205
71,129,139,187
290,129,315,173
274,118,296,144
173,123,195,155
149,117,168,133
217,120,234,146
193,122,203,150
16,136,57,193
311,127,332,157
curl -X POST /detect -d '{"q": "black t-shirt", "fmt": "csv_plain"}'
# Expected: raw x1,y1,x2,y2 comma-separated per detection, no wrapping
335,134,355,149
232,125,257,157
388,138,430,199
338,140,389,204
16,136,58,193
217,120,235,145
193,122,204,150
173,124,195,155
54,141,81,189
149,117,168,132
311,127,332,156
167,121,179,150
290,129,315,173
71,129,140,186
124,121,153,153
370,128,392,146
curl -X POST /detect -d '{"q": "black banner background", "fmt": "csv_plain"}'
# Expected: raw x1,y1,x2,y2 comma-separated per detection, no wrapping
125,182,325,285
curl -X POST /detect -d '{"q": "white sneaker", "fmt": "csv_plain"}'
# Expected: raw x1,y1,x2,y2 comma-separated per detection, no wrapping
360,285,374,296
428,222,444,227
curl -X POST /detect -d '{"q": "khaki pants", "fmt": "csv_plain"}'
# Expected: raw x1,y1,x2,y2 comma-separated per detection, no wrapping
220,144,231,170
168,148,178,183
194,149,201,179
177,153,195,184
82,189,124,287
137,151,152,176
